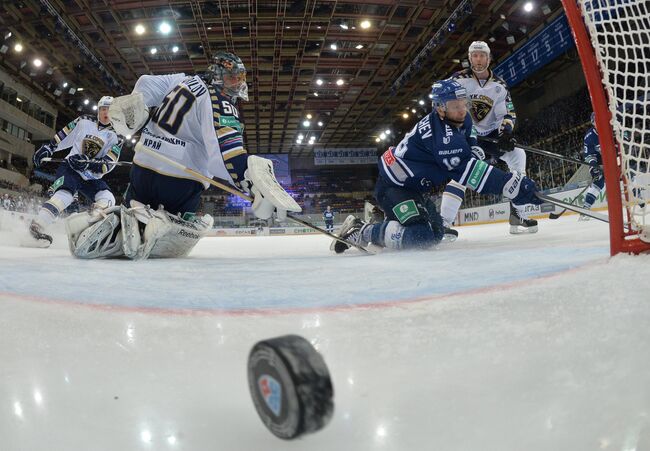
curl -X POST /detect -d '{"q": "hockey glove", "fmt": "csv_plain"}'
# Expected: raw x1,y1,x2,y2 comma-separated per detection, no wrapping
68,154,91,172
33,144,54,168
87,157,109,174
471,146,486,161
498,122,516,152
502,172,543,206
589,165,603,180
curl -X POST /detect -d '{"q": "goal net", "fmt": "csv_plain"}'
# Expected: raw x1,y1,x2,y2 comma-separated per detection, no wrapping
562,0,650,254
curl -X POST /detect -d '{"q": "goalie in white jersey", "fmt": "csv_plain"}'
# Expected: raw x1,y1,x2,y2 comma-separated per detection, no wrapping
27,96,122,247
64,51,301,260
440,41,538,236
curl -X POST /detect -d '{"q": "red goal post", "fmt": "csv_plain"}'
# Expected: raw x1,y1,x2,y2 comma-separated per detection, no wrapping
562,0,650,255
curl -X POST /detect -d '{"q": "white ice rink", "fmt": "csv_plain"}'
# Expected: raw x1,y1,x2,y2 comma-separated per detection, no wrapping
1,213,649,451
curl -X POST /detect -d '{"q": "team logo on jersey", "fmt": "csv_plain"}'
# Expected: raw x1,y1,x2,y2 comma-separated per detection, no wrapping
258,375,282,416
469,95,494,122
82,135,104,158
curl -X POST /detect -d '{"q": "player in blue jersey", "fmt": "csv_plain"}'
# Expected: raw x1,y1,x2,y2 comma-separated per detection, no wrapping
331,79,543,253
579,113,604,220
323,205,335,232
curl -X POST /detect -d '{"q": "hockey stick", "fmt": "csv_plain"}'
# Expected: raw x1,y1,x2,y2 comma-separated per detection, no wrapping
548,181,592,219
134,143,373,254
536,192,608,223
478,137,586,166
41,157,132,167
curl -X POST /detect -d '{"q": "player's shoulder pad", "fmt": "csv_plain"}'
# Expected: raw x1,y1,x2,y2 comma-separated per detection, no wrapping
490,72,509,88
77,114,97,123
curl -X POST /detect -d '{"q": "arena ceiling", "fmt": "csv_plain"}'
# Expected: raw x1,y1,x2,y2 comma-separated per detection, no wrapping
1,0,564,155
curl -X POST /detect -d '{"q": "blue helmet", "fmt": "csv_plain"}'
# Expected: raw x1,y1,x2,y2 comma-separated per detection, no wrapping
431,79,468,109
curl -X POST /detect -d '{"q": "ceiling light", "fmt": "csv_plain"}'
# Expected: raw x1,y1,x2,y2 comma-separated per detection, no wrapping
298,134,304,139
83,99,89,105
62,82,68,88
355,44,364,49
360,20,371,29
385,130,391,135
318,121,323,127
172,45,179,53
316,79,323,86
418,99,425,105
330,43,337,50
296,139,302,144
313,92,319,96
77,87,84,91
380,133,386,140
14,43,23,52
428,93,433,99
4,32,11,39
135,24,146,35
340,23,349,30
159,22,172,34
92,105,97,111
336,79,344,86
402,113,409,119
306,113,313,119
16,97,22,102
411,108,416,113
303,120,310,127
524,2,534,12
150,47,157,55
126,134,132,139
131,139,136,144
375,137,381,143
33,58,42,67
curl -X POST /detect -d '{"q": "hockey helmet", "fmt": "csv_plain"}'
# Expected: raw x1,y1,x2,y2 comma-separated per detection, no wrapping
98,96,114,108
431,79,468,109
468,41,491,58
207,51,249,101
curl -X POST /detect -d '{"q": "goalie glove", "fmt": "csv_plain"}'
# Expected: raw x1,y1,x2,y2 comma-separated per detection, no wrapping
33,144,54,168
68,154,91,172
109,92,150,137
241,155,302,221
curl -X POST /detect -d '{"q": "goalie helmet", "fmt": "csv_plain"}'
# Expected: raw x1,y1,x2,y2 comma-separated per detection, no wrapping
431,79,467,109
206,51,249,101
98,96,114,108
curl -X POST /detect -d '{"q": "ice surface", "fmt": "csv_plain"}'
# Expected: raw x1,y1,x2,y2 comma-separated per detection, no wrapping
1,212,649,451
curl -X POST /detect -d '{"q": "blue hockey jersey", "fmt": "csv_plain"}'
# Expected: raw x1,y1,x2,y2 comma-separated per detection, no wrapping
583,127,601,167
378,111,509,196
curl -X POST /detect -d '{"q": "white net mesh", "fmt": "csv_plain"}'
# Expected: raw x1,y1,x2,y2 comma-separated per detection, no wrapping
579,0,650,240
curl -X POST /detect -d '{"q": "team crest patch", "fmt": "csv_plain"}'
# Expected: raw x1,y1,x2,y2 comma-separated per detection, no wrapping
258,375,282,416
82,135,104,158
392,199,419,223
470,96,494,122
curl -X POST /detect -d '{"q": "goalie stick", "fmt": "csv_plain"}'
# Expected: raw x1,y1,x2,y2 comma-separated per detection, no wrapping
41,157,132,167
135,143,374,254
548,181,593,219
478,137,586,167
536,192,608,223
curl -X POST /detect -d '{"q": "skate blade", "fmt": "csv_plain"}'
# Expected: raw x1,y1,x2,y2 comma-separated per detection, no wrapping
20,235,52,248
441,233,458,243
509,225,538,235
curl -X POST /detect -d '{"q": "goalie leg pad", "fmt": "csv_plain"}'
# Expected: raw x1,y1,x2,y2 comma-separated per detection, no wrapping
245,155,301,220
65,206,124,259
121,205,214,260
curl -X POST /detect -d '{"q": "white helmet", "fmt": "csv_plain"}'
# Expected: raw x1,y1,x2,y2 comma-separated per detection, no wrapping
98,96,114,108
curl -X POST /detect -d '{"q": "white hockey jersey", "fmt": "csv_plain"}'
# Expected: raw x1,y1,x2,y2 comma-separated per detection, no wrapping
451,69,517,136
53,115,122,180
132,73,247,189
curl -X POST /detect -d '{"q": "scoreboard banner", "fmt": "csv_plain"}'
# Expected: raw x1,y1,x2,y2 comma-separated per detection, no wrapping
493,14,574,87
314,148,378,166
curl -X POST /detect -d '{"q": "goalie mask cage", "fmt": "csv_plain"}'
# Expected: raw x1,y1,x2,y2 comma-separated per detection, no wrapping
562,0,650,255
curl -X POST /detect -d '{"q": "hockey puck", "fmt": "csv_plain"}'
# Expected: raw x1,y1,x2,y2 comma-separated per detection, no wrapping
247,334,334,440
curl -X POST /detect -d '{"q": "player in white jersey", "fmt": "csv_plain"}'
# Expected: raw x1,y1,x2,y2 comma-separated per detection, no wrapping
27,96,122,247
63,51,300,260
440,41,538,236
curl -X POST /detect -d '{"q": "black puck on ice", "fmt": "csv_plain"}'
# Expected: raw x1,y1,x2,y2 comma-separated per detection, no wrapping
247,334,334,440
